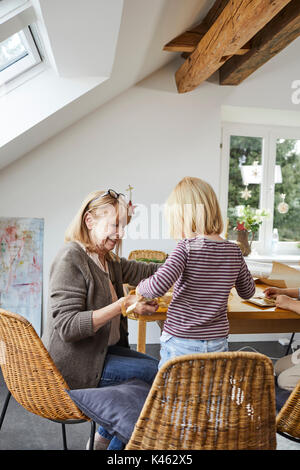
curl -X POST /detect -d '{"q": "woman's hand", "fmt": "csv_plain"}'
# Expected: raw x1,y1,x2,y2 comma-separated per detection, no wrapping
124,294,159,315
264,287,284,298
275,294,293,310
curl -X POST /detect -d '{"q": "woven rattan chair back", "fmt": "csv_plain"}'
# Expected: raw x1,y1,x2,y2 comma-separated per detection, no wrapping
0,309,88,422
128,250,167,262
276,380,300,440
126,351,276,450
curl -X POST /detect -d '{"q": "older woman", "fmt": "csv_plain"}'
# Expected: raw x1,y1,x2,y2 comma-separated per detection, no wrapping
43,189,160,450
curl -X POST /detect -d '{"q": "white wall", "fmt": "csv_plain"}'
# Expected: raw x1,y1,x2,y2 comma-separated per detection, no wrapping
0,60,223,343
1,45,300,344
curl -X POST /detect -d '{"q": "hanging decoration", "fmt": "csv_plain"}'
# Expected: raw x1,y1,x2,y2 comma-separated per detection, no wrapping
126,184,136,216
240,184,252,201
240,162,282,185
277,193,289,214
251,160,260,178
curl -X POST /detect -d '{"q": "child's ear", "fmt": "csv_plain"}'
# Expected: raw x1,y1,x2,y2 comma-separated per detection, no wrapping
85,212,94,230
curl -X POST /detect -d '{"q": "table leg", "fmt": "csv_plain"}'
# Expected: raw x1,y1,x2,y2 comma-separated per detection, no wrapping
137,319,146,354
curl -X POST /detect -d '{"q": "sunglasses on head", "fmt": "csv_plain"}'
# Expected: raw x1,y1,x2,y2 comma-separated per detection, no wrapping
101,189,125,200
87,189,126,209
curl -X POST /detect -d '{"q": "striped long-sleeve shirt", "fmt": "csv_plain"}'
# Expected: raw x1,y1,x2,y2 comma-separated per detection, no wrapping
137,237,256,340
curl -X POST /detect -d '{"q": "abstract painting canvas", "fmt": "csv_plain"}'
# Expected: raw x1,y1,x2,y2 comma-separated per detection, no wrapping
0,217,44,336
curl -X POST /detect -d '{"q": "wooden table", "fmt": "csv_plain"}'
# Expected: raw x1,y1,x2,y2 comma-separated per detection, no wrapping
127,283,300,354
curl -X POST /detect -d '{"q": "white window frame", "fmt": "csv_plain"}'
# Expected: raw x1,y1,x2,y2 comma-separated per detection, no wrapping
0,26,41,85
220,122,300,256
0,2,43,89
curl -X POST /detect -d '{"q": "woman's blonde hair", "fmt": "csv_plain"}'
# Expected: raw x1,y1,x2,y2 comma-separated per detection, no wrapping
65,190,131,256
165,177,223,239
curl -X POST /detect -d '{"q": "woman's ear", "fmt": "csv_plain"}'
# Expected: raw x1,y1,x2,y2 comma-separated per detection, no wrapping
84,212,94,230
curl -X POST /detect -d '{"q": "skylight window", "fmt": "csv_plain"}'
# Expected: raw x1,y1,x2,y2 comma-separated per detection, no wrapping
0,32,27,70
0,26,41,85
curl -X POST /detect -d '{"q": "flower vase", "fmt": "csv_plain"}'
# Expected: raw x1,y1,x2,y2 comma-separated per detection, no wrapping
236,230,251,256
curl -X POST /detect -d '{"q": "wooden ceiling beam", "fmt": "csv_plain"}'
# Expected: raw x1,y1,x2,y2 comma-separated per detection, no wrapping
164,1,249,56
163,30,208,53
174,0,292,94
164,31,251,55
220,0,300,85
202,0,230,27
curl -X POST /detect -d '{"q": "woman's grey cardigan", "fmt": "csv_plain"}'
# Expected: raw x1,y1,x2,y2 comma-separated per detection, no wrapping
42,242,160,390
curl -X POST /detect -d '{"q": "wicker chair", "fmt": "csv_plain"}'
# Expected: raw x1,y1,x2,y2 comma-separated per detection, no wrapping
0,309,96,450
276,380,300,443
128,250,167,262
125,249,166,295
126,351,277,450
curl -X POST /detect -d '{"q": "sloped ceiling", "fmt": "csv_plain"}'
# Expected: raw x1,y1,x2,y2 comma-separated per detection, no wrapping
0,0,215,170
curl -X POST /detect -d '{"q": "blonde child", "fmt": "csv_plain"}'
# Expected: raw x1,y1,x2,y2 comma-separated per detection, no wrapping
136,177,256,369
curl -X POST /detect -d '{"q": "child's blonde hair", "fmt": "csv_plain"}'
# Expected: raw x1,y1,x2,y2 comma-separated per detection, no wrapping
65,190,131,256
165,177,223,239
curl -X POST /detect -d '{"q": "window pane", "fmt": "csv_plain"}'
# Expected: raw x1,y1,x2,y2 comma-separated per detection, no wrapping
227,136,263,240
0,32,28,72
273,139,300,242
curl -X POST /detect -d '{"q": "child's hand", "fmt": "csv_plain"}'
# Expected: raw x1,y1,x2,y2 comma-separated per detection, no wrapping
263,287,283,298
135,299,159,315
275,294,293,310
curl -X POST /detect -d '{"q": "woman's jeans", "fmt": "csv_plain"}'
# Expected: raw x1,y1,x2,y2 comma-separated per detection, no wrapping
97,345,159,450
159,332,228,369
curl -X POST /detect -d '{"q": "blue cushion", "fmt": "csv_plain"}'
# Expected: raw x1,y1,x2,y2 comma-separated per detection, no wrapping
66,379,151,443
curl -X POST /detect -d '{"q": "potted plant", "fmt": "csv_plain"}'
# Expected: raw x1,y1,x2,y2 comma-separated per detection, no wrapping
234,205,269,256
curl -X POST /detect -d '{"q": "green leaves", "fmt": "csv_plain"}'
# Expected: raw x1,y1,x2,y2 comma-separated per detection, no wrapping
236,205,269,233
228,136,300,242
